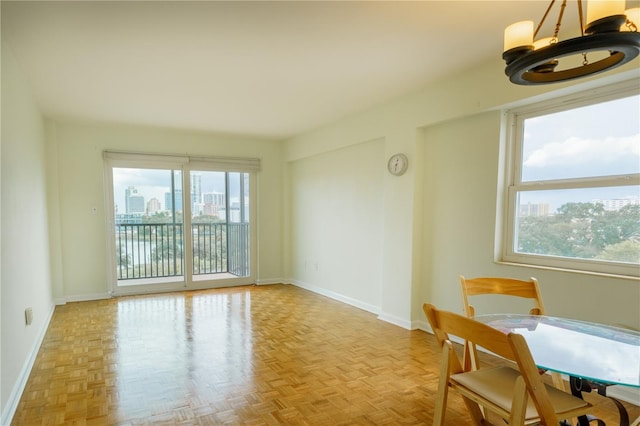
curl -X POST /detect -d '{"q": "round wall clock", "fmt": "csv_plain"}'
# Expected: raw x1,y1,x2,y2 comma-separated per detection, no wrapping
387,153,408,176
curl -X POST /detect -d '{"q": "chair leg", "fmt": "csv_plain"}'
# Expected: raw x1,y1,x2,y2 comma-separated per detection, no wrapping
460,395,486,425
433,346,452,426
510,376,528,426
432,382,448,425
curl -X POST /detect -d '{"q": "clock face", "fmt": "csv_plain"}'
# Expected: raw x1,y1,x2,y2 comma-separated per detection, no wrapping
388,153,408,176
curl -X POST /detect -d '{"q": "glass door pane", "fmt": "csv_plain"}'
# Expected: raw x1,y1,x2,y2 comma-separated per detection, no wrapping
113,168,185,288
227,172,250,277
191,171,251,280
191,171,226,276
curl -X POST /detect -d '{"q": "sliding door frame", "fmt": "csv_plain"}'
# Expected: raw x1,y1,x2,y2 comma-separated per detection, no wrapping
104,152,259,296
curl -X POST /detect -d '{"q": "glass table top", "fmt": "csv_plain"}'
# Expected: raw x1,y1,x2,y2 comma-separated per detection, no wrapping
474,314,640,387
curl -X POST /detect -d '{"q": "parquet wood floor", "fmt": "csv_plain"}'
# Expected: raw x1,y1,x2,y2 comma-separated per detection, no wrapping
11,284,639,425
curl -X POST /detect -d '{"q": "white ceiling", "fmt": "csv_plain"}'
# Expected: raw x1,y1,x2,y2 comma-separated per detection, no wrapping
1,1,599,139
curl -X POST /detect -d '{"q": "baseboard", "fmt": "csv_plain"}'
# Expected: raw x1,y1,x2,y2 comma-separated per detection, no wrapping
289,280,421,330
255,278,286,285
412,319,431,332
0,302,56,426
64,292,112,303
290,280,380,317
377,312,412,330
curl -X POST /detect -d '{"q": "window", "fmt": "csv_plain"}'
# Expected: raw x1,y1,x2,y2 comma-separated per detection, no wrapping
502,81,640,278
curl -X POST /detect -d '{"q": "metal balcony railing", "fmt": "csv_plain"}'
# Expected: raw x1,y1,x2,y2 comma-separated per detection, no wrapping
115,222,249,280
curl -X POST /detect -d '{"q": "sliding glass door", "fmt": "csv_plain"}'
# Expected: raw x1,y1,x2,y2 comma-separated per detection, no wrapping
104,153,257,295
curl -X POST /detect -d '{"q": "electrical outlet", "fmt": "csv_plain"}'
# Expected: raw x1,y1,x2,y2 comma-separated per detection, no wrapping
25,307,33,326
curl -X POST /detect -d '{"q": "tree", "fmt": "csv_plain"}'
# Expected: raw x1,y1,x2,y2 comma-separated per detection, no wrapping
192,214,220,223
150,225,184,275
597,240,640,263
143,211,183,224
517,201,640,263
116,244,131,268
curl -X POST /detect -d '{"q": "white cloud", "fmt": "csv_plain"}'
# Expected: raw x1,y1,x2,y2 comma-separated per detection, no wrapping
524,134,640,168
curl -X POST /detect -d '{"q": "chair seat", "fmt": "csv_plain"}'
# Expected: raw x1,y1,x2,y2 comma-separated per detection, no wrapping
451,366,590,420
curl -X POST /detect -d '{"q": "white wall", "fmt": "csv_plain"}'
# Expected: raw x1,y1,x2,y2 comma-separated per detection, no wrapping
288,138,384,312
1,43,54,419
284,56,640,330
48,122,284,299
419,111,505,313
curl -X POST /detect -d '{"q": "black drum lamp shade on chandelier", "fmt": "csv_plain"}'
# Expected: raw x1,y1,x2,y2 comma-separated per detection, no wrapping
502,0,640,85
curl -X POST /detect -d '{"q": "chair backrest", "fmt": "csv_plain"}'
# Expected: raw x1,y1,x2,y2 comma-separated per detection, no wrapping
423,303,560,425
424,302,516,366
460,275,546,318
459,276,567,391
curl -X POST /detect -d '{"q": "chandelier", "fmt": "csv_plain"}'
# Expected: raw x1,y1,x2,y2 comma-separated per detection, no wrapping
502,0,640,85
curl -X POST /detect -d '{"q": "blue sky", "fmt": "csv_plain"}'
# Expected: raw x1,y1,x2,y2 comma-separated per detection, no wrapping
113,169,231,213
519,93,640,211
522,94,639,181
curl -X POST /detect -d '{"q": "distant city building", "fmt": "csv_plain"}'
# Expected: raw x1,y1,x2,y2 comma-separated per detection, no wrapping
147,198,161,215
519,202,550,217
592,198,640,211
518,203,550,217
203,203,219,216
193,202,204,216
218,202,242,222
201,192,225,218
125,186,145,214
191,174,202,213
165,190,183,213
203,192,225,206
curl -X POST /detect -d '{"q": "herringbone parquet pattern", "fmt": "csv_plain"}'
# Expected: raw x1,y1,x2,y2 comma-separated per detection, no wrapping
11,284,639,425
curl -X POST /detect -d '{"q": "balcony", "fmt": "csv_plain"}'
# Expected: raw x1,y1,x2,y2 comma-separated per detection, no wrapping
115,222,249,281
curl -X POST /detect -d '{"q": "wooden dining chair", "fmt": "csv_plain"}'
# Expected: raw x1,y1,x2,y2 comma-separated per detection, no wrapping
460,275,546,319
459,276,562,385
423,303,592,426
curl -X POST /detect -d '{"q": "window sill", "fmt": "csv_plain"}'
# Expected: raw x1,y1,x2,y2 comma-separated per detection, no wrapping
495,260,640,282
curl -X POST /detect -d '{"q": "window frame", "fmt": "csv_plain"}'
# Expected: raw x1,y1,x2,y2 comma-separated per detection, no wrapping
501,80,640,279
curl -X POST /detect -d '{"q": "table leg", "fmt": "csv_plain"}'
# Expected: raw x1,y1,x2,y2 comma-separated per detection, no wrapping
570,376,632,426
570,377,606,426
593,382,630,426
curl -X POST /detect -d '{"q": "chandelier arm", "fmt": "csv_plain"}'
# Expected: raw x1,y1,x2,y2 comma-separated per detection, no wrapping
577,0,585,36
553,0,567,40
535,0,556,39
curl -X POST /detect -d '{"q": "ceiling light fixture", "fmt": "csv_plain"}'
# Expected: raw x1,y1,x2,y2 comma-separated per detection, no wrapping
502,0,640,85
